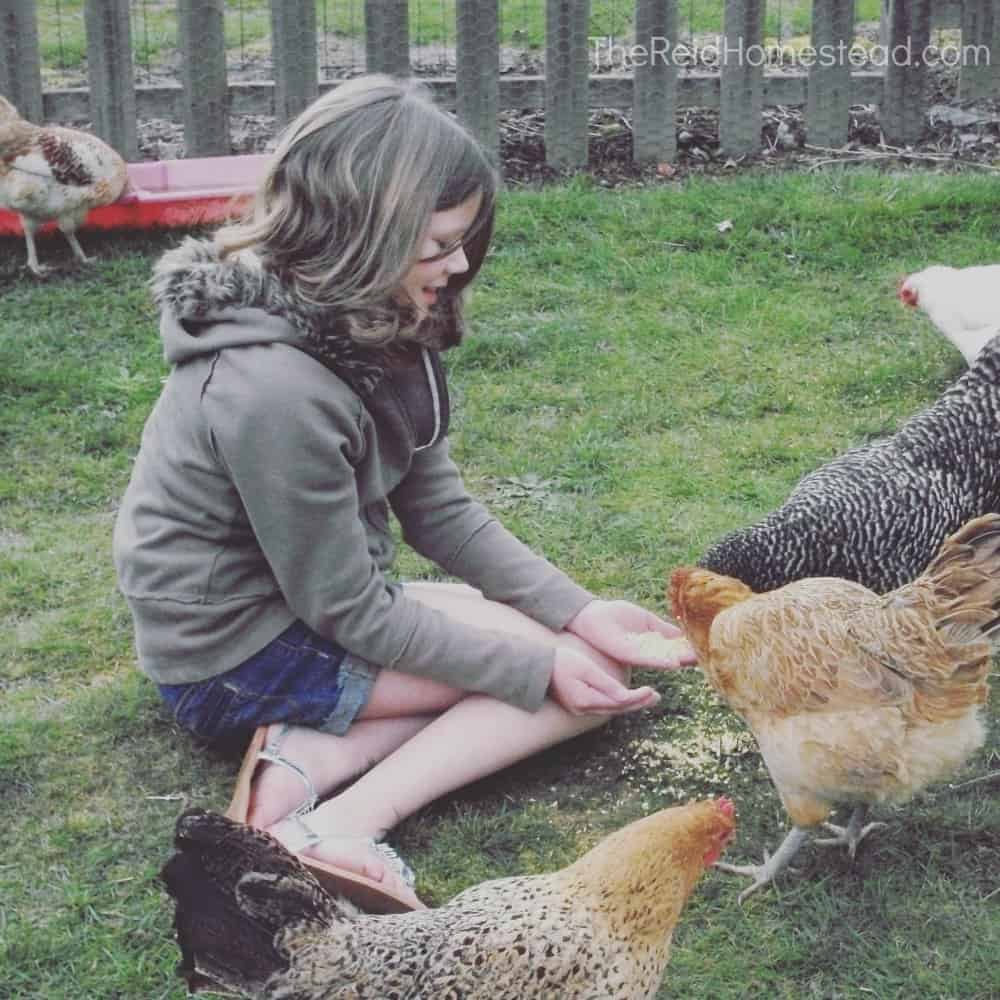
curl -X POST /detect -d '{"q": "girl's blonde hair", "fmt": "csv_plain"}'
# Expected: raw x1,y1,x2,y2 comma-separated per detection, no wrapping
217,75,497,348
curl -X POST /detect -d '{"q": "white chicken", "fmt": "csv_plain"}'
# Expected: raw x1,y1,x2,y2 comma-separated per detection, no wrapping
0,96,128,275
899,265,1000,365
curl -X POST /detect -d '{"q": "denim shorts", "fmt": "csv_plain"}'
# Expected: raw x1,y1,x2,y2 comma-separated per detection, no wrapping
156,620,379,745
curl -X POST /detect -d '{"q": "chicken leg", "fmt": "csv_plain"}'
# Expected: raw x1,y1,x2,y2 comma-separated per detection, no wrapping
717,806,886,902
20,216,47,277
814,804,886,859
714,825,810,903
20,210,95,276
62,229,94,266
58,207,96,266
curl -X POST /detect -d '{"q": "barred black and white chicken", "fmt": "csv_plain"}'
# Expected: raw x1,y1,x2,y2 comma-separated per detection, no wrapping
0,96,128,275
699,335,1000,594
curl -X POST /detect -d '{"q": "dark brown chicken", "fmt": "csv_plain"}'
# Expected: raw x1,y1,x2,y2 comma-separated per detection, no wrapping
162,798,735,999
671,514,998,902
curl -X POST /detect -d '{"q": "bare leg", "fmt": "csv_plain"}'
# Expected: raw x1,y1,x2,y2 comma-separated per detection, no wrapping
247,672,463,830
320,689,614,838
262,584,627,868
243,642,467,899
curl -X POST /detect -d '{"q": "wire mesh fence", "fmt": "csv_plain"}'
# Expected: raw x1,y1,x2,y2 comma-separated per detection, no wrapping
4,1,991,166
29,1,953,85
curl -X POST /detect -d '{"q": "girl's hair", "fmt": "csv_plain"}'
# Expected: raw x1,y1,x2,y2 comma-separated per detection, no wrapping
216,75,497,349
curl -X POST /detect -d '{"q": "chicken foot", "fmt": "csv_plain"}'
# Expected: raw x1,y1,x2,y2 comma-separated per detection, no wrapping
62,229,95,267
814,804,886,859
20,219,48,277
21,215,93,276
714,825,810,903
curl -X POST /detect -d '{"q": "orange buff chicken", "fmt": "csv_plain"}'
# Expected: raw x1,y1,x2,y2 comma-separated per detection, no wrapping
671,513,998,902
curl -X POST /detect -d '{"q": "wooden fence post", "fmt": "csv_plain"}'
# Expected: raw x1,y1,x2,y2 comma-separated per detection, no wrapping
365,0,410,77
985,0,1000,98
960,1,987,99
1,0,43,123
178,0,229,155
807,0,855,148
720,0,764,156
882,0,930,145
545,0,590,169
960,0,1000,100
456,0,499,158
633,0,678,164
83,0,137,158
271,0,318,126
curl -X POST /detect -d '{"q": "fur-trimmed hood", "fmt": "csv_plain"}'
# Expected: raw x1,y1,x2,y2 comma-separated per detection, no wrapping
152,237,391,393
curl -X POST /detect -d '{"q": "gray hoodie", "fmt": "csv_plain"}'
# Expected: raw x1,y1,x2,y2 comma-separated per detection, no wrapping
112,239,594,712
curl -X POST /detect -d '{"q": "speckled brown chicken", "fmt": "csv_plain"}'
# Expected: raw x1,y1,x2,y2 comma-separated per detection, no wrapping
161,798,735,999
0,97,127,275
671,513,999,902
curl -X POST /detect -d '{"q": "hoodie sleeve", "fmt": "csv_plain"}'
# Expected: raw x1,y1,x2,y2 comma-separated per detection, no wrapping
202,349,556,711
389,440,595,630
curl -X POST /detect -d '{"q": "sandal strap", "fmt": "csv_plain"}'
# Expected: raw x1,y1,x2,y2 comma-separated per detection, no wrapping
278,812,416,889
257,723,318,817
372,842,416,888
280,811,325,853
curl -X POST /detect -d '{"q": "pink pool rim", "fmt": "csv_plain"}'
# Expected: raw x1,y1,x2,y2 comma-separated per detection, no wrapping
0,153,268,236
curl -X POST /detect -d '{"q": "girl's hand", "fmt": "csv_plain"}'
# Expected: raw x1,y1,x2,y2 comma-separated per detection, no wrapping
566,599,698,669
549,647,660,716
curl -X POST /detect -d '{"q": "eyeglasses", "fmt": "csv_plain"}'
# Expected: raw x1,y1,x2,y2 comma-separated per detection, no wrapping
417,238,466,264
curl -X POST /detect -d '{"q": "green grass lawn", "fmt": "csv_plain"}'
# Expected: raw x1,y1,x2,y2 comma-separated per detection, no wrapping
1,169,999,998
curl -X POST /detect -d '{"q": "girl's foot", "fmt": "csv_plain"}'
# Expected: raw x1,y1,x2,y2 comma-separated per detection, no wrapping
245,724,334,830
267,813,422,909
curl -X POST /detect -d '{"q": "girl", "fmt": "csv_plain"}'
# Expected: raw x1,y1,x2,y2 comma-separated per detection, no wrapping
113,75,693,911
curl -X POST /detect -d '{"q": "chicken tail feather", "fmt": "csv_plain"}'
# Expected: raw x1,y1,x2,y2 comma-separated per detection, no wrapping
160,808,339,996
889,514,1000,718
919,514,1000,642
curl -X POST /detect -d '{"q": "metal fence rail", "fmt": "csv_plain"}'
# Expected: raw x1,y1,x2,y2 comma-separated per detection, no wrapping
2,0,999,166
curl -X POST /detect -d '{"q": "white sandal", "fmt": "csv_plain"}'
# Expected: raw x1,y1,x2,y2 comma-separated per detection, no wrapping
279,810,417,889
225,724,422,913
226,724,316,825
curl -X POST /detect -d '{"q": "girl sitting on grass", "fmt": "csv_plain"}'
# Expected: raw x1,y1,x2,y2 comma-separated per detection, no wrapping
113,75,693,910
